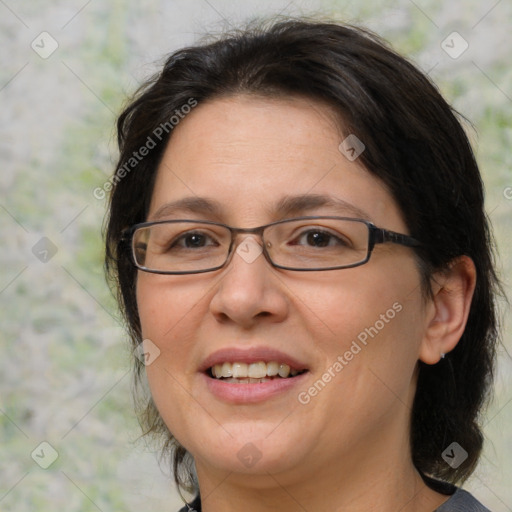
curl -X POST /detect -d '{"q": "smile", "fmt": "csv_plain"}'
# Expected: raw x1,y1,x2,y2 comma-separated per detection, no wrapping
209,361,305,383
201,347,310,402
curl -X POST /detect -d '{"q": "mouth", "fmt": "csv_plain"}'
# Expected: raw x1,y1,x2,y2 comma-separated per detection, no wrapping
200,347,310,402
207,361,307,384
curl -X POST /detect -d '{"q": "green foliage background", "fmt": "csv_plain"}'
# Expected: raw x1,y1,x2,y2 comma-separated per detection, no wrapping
1,1,510,510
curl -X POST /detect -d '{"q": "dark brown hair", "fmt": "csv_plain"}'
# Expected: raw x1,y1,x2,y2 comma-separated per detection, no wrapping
105,18,502,493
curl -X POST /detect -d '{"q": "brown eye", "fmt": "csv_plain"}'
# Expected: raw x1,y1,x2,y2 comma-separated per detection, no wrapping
171,231,217,250
305,231,332,247
290,229,350,248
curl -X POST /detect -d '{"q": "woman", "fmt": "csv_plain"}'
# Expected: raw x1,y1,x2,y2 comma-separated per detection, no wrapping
105,19,501,511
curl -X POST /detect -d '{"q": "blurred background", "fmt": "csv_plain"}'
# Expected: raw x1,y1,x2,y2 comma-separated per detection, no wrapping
0,0,510,510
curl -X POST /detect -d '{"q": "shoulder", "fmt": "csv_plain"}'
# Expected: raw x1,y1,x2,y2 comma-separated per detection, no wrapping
435,488,491,512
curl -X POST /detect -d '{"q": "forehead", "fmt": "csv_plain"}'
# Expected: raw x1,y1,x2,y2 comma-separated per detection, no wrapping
148,95,404,230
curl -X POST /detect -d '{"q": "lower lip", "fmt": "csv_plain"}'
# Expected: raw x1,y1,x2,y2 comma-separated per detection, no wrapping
203,372,309,404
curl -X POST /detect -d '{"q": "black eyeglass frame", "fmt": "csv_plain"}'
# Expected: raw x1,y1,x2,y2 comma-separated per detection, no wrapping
121,216,421,275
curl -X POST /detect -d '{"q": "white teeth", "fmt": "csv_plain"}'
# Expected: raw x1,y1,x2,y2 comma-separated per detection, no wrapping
232,362,248,378
221,362,233,378
248,362,267,378
210,361,302,379
278,363,291,378
266,361,279,376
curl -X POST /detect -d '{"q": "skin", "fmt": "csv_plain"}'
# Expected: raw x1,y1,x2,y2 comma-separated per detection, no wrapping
136,95,476,512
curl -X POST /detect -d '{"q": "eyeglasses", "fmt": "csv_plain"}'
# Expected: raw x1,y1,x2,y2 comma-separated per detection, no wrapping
122,216,421,274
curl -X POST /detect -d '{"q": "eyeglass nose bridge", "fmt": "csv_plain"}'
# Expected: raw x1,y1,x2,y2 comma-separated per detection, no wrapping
225,225,275,268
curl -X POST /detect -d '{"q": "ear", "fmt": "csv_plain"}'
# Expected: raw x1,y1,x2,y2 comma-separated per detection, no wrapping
419,256,476,365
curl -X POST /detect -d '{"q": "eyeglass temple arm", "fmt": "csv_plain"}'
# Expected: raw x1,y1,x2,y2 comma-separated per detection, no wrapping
372,227,421,248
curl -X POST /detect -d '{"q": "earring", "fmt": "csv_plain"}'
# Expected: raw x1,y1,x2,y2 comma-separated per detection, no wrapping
440,352,446,359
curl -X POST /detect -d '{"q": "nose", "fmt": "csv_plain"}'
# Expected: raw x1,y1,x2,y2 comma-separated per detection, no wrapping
208,235,289,329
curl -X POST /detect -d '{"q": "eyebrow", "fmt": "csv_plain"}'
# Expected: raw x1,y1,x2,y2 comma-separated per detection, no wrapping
149,194,372,222
274,194,371,221
150,196,224,221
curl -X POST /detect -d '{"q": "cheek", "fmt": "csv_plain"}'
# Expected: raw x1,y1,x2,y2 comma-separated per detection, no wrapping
297,257,425,392
136,273,207,339
135,275,208,439
296,258,421,343
297,268,423,432
135,274,205,389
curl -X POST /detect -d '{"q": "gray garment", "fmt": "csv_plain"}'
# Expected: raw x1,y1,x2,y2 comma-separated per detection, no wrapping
435,488,491,512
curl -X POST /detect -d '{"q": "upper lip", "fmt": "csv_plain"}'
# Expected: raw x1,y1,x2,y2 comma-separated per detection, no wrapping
199,346,309,373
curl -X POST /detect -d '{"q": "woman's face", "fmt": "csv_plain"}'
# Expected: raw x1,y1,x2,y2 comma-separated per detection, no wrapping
136,95,428,485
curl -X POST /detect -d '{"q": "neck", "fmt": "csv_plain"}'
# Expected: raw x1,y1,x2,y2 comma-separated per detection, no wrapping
194,414,449,512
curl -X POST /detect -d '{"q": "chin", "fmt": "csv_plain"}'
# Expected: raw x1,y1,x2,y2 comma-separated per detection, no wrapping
196,449,306,484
